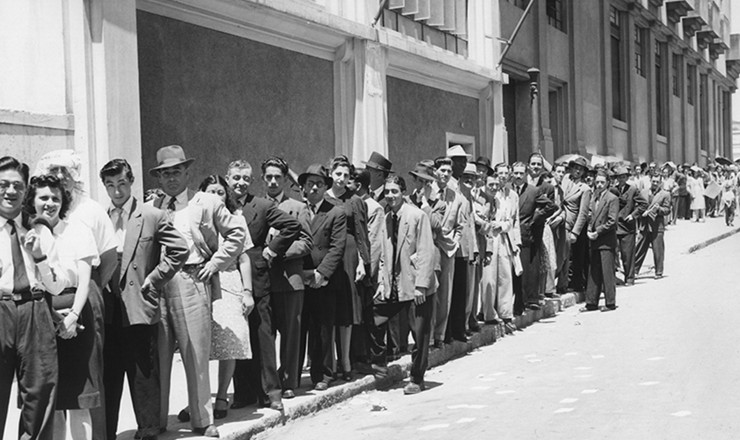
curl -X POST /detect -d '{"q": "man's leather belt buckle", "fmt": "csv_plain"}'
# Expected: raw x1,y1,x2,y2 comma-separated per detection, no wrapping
0,288,46,301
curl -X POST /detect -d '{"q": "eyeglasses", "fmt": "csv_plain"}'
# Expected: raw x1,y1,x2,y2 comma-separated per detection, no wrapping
306,180,326,189
0,180,26,192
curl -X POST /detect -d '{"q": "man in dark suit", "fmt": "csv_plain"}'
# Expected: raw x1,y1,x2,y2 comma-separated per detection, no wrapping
512,161,556,314
227,160,301,411
610,166,647,286
583,170,619,312
635,174,672,279
100,159,188,440
297,164,347,391
261,157,312,399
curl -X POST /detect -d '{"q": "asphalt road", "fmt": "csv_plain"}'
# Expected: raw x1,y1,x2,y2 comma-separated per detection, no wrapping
256,233,740,440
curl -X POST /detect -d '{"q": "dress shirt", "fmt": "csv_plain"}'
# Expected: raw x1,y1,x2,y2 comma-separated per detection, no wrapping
108,196,134,253
0,214,41,294
267,191,284,205
164,190,204,265
372,185,384,201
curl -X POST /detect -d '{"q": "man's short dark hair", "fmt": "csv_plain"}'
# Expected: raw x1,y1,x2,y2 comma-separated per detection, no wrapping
99,158,134,183
385,175,407,192
261,156,289,176
0,156,29,185
434,157,452,169
511,161,527,171
527,152,544,164
354,169,371,190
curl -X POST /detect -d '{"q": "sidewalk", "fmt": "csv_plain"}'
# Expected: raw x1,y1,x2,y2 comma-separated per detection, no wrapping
4,216,738,440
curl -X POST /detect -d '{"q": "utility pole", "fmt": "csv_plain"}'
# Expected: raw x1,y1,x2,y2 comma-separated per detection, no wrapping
528,67,541,152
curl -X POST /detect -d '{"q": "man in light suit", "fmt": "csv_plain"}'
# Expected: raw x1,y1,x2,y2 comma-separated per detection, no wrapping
369,176,435,395
227,159,301,411
635,174,671,279
583,170,619,312
150,146,246,438
100,159,188,440
297,164,347,391
610,166,647,286
559,156,592,293
431,157,464,347
261,157,312,399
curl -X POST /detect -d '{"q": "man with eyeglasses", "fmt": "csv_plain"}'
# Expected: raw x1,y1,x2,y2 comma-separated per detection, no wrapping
227,160,301,411
0,156,58,440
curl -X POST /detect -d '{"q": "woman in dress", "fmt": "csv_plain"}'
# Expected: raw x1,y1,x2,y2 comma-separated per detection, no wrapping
324,156,370,380
199,175,254,418
23,174,101,440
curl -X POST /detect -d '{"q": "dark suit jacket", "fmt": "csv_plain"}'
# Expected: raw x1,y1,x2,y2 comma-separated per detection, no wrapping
269,193,313,292
588,190,619,250
110,197,188,326
642,188,672,233
517,182,557,247
611,183,647,236
239,193,301,297
298,199,347,283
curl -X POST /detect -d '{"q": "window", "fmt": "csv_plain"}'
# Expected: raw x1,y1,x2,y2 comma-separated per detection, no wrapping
546,0,565,32
672,53,681,97
687,64,695,105
655,41,666,136
506,0,529,8
610,7,625,121
382,1,468,56
635,27,645,77
700,73,708,148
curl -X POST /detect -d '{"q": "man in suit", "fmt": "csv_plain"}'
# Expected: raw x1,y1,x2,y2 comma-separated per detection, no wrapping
149,146,246,438
559,156,592,292
227,160,301,411
0,156,58,440
100,159,188,440
431,157,464,347
583,170,620,312
635,174,671,279
369,176,435,395
260,157,312,399
610,166,647,286
364,152,393,203
512,161,557,314
297,164,347,390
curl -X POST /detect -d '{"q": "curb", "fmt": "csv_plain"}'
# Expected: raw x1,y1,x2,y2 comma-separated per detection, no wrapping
231,291,585,440
686,226,740,254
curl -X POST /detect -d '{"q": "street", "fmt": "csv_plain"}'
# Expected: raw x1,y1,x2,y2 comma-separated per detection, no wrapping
256,231,740,440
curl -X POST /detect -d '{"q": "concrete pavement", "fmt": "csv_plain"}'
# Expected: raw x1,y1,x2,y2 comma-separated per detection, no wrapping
3,216,738,439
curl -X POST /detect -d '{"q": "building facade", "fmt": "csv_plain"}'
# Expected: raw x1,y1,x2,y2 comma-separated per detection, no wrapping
0,0,504,198
502,0,738,166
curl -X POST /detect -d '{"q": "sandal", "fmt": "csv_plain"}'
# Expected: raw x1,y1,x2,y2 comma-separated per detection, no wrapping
214,397,229,420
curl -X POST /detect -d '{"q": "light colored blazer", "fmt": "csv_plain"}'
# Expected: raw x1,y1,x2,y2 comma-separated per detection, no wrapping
561,175,592,236
434,185,464,258
364,195,385,278
377,203,436,302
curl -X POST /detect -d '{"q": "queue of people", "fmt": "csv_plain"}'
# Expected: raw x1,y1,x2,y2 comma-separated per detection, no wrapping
0,145,734,440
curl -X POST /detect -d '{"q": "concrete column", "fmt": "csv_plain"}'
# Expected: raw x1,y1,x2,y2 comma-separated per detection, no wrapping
480,81,506,163
333,38,389,166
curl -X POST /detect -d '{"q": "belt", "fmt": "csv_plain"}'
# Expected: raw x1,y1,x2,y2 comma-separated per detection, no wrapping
0,288,46,302
181,262,206,274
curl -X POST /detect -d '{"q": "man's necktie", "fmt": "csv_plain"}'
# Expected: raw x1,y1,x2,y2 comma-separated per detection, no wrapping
390,213,399,301
111,208,124,246
166,197,177,221
307,203,316,221
8,219,30,293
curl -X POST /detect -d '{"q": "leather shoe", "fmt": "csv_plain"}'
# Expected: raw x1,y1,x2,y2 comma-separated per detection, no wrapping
177,408,190,423
601,305,618,312
579,305,599,312
504,322,517,334
432,339,444,349
282,389,296,399
314,381,329,391
135,428,165,440
192,425,219,438
270,400,284,411
403,382,425,395
355,362,388,377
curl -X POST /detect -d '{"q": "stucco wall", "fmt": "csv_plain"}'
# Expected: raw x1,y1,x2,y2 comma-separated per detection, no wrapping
137,11,335,192
386,77,479,176
669,95,683,161
634,76,650,161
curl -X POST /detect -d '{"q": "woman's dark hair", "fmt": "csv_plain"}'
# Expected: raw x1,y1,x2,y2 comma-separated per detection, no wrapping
198,175,237,213
24,174,71,220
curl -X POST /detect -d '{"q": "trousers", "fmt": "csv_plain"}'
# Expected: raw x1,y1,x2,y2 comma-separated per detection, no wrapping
585,248,617,307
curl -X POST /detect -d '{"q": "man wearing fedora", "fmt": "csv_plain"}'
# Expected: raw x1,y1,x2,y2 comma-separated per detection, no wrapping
610,166,647,286
364,152,393,203
297,164,347,390
559,156,592,293
446,145,472,191
148,145,246,438
635,174,671,280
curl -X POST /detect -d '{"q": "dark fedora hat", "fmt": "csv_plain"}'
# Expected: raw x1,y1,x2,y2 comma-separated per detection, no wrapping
474,156,494,176
568,155,590,170
149,145,195,176
363,151,393,174
298,163,332,187
409,161,436,182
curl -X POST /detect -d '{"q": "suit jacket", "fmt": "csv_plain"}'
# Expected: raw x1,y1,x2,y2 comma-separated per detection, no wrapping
377,203,435,302
434,185,464,258
611,183,647,236
587,190,619,250
456,192,479,260
153,190,246,298
239,193,301,297
517,182,557,247
364,195,385,278
560,175,592,236
268,193,313,292
109,197,188,326
298,199,347,282
642,188,672,233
